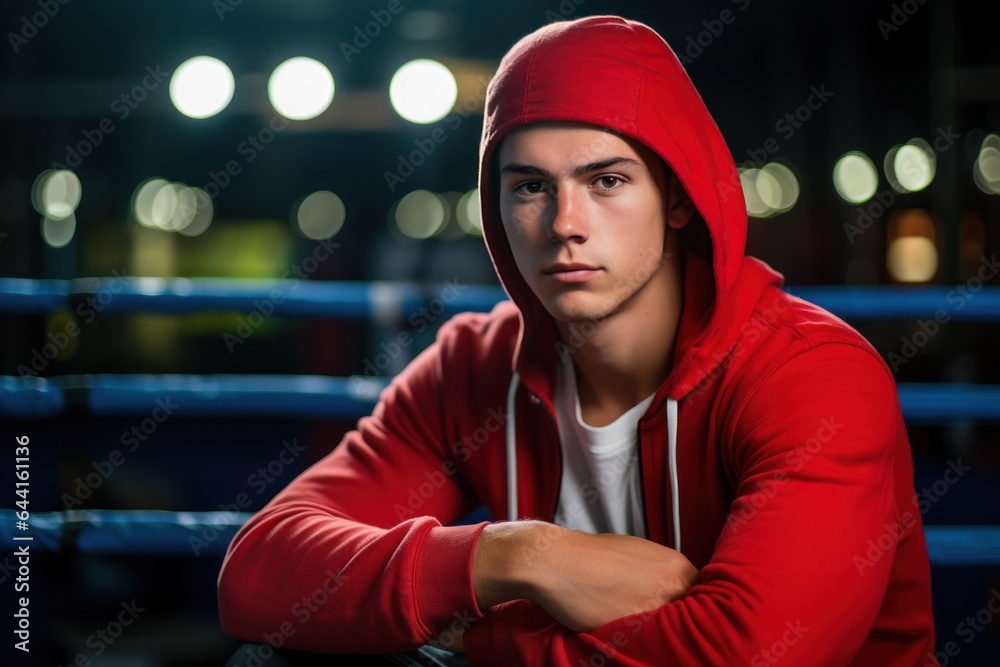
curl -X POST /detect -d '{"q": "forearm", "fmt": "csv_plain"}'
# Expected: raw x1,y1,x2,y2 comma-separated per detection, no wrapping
220,505,488,653
472,520,560,609
472,521,699,632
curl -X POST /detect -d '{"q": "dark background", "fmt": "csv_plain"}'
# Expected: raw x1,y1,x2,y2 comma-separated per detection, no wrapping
0,0,998,664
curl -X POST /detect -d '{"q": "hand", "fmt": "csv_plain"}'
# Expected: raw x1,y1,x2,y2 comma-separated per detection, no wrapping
472,521,699,633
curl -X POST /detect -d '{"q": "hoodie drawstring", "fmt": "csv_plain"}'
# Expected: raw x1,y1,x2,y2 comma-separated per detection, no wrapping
506,372,520,521
503,373,683,554
666,396,681,553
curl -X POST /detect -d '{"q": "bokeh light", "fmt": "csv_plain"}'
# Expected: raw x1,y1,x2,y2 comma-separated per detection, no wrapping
887,236,938,282
32,169,81,220
456,188,482,236
833,151,879,203
169,56,235,119
389,59,458,124
393,190,447,239
973,133,1000,195
178,188,214,237
757,162,800,215
268,57,335,121
293,191,346,240
41,213,76,248
131,178,213,235
739,168,772,218
886,139,936,193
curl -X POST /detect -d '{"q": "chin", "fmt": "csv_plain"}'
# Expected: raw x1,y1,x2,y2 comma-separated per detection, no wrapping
541,292,620,324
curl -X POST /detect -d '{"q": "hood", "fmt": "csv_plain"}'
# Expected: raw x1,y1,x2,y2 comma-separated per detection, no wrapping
478,14,760,402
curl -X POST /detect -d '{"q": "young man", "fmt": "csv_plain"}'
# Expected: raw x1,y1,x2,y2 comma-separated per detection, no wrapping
219,15,936,666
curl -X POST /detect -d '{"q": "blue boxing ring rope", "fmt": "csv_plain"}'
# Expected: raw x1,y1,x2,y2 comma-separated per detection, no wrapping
2,276,1000,321
1,277,998,566
2,374,1000,422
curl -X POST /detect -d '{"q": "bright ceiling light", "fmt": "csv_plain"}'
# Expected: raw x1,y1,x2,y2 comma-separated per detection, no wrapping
268,57,335,121
170,56,235,119
389,59,457,124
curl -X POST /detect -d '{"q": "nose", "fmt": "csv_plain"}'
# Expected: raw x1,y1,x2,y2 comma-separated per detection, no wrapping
547,185,589,243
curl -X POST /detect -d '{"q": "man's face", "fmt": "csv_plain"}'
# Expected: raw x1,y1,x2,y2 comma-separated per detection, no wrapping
498,122,688,324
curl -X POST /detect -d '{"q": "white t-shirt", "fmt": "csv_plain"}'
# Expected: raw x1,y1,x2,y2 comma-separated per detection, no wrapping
552,355,654,537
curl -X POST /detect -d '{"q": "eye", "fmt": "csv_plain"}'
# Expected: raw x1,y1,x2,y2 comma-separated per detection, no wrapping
514,180,546,195
595,175,623,190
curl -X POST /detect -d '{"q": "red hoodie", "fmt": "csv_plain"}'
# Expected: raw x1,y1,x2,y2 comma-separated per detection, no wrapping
218,16,936,666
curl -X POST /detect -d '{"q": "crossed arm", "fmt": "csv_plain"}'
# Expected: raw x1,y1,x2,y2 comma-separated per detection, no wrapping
453,521,700,649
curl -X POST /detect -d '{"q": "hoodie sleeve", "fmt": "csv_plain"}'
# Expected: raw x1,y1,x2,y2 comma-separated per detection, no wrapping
464,342,918,666
217,318,489,654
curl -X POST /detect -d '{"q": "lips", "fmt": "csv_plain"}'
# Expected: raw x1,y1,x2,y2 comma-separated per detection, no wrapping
543,263,601,283
545,262,599,274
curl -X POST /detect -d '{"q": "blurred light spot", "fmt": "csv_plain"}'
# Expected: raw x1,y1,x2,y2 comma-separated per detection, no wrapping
132,178,171,228
169,56,235,119
757,162,799,215
294,191,346,240
887,236,938,282
167,184,198,232
268,57,335,121
389,59,457,124
393,190,446,239
134,277,167,295
456,188,482,236
32,169,81,220
133,179,211,233
739,168,773,218
973,133,1000,195
886,139,936,193
178,188,214,236
833,151,878,203
41,212,76,248
151,182,181,230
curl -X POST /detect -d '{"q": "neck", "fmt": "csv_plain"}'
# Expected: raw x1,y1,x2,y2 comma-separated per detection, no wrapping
558,248,684,427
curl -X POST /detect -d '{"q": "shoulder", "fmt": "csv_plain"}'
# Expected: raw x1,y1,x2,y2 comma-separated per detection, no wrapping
734,283,891,383
721,286,900,441
368,300,521,425
393,300,521,394
434,300,521,363
748,284,879,353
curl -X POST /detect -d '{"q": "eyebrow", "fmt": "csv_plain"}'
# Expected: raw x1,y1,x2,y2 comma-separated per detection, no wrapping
500,156,643,178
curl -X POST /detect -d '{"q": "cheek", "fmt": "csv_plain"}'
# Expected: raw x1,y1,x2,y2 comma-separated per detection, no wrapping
500,206,535,278
501,201,543,244
500,204,524,247
627,194,667,247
